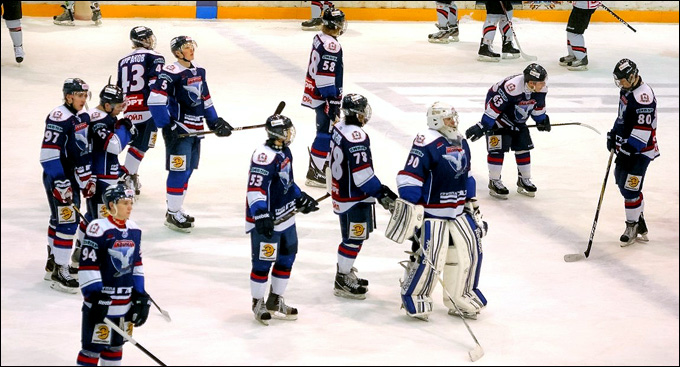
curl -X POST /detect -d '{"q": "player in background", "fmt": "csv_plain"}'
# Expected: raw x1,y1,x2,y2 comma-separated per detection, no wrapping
117,26,165,196
477,1,519,61
328,94,397,300
301,1,334,30
607,59,659,247
1,1,24,63
148,35,234,233
246,115,319,325
301,6,346,188
428,1,460,44
559,1,601,71
53,1,101,26
465,63,551,199
40,78,94,293
76,184,151,366
389,102,488,320
72,83,136,273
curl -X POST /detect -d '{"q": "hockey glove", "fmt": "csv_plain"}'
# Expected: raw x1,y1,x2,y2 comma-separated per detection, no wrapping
615,142,637,171
254,212,274,238
326,98,341,123
212,117,234,137
536,115,551,132
52,179,73,204
75,167,97,199
115,117,138,141
606,131,616,152
465,123,486,142
89,292,112,325
296,192,319,214
377,185,398,211
129,290,151,327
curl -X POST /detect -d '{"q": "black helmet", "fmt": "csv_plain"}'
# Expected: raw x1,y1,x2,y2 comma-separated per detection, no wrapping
523,63,547,83
322,7,347,35
99,84,124,106
130,26,156,49
613,58,639,90
102,184,135,209
62,78,89,97
342,93,372,126
170,35,197,55
265,114,295,150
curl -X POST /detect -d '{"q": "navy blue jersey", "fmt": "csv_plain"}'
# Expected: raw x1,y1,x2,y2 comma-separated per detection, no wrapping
611,81,660,160
40,105,91,182
245,144,302,232
397,129,475,220
329,121,382,213
480,74,548,130
88,108,131,185
79,216,144,318
116,49,165,123
302,32,344,109
148,61,218,133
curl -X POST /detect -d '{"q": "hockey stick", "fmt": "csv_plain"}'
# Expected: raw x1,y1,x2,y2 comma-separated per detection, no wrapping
564,150,615,262
526,122,600,134
150,296,172,322
103,318,167,366
499,2,537,61
178,101,286,138
273,193,331,225
600,3,636,32
422,257,484,362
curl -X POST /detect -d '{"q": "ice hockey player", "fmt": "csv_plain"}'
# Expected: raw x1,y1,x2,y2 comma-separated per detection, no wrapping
246,114,319,325
428,1,460,44
387,101,488,320
1,1,24,63
607,59,659,247
148,35,234,233
328,94,397,300
465,63,551,199
40,77,93,293
53,1,102,26
76,184,151,366
559,1,601,71
477,1,520,61
117,26,165,197
301,6,346,187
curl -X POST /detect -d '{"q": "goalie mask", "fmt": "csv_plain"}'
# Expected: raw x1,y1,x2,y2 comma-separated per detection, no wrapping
342,93,372,127
265,114,296,150
322,7,347,36
130,26,156,50
613,58,639,91
426,102,460,140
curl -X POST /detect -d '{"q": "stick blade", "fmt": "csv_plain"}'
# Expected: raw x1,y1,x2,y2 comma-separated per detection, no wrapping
521,53,538,61
161,310,172,322
274,101,286,115
564,253,586,262
469,345,484,362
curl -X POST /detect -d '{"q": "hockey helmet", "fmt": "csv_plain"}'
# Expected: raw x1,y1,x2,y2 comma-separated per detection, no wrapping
102,184,135,209
613,58,639,90
99,76,125,107
322,7,347,36
523,63,547,83
265,114,295,150
62,77,90,98
427,101,460,140
170,35,197,55
342,93,372,126
130,26,156,50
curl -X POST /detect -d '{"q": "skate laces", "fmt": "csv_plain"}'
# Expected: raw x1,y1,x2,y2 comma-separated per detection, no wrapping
58,265,75,281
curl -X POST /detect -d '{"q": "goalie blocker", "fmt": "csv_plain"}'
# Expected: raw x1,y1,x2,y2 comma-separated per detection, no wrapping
387,199,487,320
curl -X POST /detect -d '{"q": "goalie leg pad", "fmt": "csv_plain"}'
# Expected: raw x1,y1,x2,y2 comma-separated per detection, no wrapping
386,198,424,244
400,219,449,317
442,216,485,313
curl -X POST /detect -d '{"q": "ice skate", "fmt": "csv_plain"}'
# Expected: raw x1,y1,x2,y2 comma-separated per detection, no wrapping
348,266,369,287
477,42,500,62
559,55,576,66
266,292,298,321
488,179,509,199
50,265,79,294
516,177,537,197
334,270,367,300
305,159,326,188
620,218,648,247
44,248,55,281
567,56,588,71
91,7,102,26
501,40,520,59
428,24,452,44
14,46,24,63
301,17,322,31
165,210,193,233
53,6,74,26
252,298,272,325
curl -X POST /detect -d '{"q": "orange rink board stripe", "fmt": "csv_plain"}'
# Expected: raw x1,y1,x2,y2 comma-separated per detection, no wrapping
21,4,679,23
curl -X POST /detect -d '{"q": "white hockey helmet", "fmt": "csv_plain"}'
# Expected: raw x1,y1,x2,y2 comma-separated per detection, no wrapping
426,102,460,139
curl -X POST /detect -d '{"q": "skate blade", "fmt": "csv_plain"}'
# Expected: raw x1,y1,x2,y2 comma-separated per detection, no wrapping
301,26,321,31
409,314,429,321
50,282,79,294
44,272,53,281
449,35,459,42
164,222,192,233
637,234,649,242
53,21,75,26
255,317,270,326
448,310,478,320
428,38,450,44
567,65,588,71
269,311,298,321
488,191,508,200
477,55,501,63
558,61,571,66
620,238,637,247
516,187,536,197
333,289,366,300
94,20,102,26
502,53,520,59
305,179,326,188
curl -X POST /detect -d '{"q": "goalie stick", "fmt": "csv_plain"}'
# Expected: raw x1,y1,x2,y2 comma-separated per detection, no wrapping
527,122,600,134
564,150,615,262
499,1,537,61
103,318,167,366
178,101,286,138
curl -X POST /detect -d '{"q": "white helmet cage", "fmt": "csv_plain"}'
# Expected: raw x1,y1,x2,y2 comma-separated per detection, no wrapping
427,101,459,131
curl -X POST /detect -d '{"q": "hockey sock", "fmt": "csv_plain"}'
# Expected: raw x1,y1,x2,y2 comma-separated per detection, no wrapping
448,3,458,26
624,193,644,222
310,1,323,18
64,1,75,11
271,265,291,295
166,192,185,213
566,40,575,56
6,20,22,47
499,10,513,40
567,32,586,59
250,270,269,299
99,349,122,366
482,14,503,45
515,151,531,178
337,242,361,274
487,153,504,180
435,2,449,28
124,147,145,175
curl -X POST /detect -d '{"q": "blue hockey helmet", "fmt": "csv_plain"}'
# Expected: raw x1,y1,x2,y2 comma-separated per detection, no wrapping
103,184,135,209
342,93,372,126
62,77,90,98
322,7,347,36
130,26,156,49
170,35,197,55
265,114,295,150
